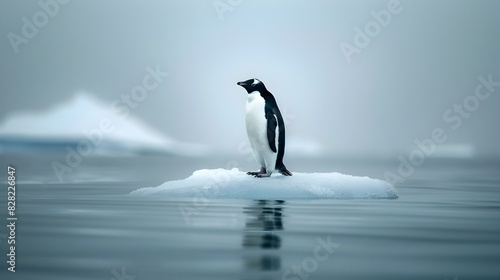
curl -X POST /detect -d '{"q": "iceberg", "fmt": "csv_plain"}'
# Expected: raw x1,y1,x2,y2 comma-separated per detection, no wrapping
0,93,207,156
130,168,398,200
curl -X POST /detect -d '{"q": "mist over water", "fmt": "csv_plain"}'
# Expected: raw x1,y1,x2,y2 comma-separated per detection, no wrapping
1,0,499,158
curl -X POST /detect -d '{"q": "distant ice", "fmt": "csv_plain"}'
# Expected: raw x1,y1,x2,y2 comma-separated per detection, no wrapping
0,93,207,156
431,144,476,159
130,168,398,200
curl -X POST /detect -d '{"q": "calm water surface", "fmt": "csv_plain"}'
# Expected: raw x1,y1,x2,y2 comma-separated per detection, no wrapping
0,154,499,280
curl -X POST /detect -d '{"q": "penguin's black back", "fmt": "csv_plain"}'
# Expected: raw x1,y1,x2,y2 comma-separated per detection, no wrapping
260,88,287,171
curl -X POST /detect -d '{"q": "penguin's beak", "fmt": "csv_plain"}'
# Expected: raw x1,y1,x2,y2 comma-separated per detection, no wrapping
237,81,247,86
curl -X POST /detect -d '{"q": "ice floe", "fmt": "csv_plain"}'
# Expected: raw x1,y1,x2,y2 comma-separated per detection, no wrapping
130,168,398,200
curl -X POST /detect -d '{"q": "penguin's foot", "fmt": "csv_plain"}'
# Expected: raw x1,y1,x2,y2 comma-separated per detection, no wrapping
247,167,266,176
255,172,272,178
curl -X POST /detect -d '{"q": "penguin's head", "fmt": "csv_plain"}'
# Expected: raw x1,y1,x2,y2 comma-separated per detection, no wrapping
237,78,265,94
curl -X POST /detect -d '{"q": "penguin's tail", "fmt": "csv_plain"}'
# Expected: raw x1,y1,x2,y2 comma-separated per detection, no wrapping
278,165,293,176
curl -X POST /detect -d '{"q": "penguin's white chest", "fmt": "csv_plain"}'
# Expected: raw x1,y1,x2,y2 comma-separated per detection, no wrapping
245,93,267,141
245,92,278,171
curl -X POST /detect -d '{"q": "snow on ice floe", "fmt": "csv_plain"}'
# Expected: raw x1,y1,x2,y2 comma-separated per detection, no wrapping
130,168,398,200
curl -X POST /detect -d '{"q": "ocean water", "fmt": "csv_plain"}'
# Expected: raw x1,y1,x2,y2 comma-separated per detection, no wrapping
0,153,499,280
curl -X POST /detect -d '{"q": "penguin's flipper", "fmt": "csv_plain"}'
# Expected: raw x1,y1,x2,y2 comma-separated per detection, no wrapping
265,107,277,153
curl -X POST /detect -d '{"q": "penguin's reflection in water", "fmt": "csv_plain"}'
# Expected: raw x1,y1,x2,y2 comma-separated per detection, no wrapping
242,200,284,272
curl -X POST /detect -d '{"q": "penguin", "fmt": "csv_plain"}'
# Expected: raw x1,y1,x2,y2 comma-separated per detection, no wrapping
237,78,292,177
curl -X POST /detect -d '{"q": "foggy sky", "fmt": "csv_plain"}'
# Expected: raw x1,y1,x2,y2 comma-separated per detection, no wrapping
1,0,499,157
